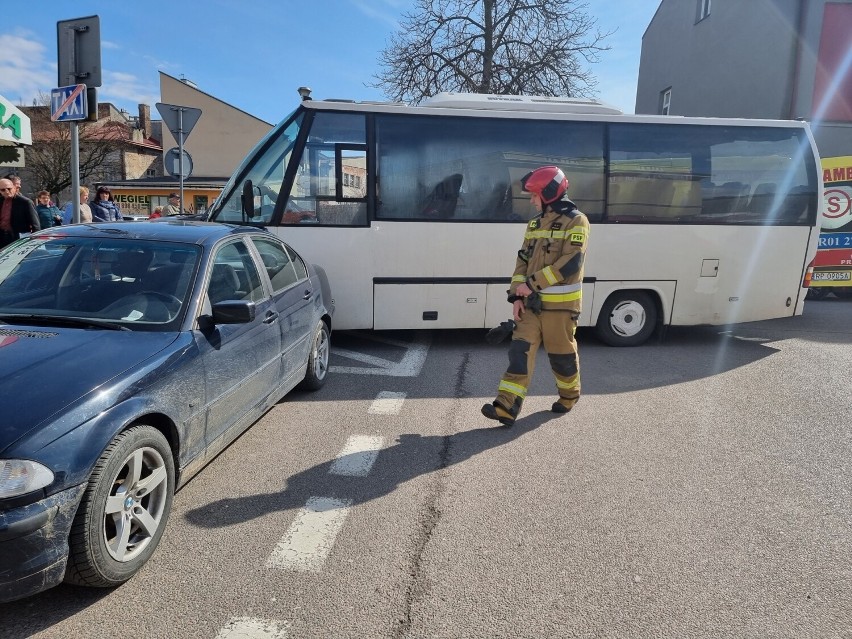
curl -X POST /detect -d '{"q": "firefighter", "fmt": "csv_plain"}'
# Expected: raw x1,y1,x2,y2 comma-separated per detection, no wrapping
481,165,590,427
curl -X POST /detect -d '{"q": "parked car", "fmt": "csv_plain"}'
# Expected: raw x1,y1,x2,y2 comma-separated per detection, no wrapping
0,221,333,602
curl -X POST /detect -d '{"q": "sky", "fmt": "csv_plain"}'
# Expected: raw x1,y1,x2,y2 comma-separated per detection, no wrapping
0,0,661,126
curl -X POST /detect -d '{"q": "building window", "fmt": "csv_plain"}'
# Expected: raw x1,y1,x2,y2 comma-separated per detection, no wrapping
661,88,672,115
697,0,711,22
146,168,156,177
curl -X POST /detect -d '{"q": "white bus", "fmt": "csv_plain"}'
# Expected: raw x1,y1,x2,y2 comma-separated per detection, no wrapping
208,92,822,346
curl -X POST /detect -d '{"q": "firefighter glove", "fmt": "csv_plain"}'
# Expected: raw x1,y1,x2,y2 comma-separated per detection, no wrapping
526,292,543,315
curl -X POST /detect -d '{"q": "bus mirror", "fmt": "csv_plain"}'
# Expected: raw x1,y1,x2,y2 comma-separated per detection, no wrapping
241,180,255,219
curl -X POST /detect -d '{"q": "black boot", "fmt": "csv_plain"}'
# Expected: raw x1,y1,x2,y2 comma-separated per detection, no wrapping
481,402,516,426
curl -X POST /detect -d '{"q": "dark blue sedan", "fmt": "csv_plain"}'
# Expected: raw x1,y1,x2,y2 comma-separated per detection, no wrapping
0,221,333,602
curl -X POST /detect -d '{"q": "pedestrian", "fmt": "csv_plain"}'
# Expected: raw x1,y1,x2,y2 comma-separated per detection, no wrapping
62,186,92,224
35,190,63,228
91,186,122,222
0,177,41,249
4,174,22,196
481,166,590,427
162,192,183,216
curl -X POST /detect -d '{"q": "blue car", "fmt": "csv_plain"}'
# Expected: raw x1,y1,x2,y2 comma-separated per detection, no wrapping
0,221,333,602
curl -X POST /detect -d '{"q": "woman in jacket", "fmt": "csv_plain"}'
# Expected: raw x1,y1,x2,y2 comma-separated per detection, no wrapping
91,186,122,222
62,186,93,224
35,191,63,228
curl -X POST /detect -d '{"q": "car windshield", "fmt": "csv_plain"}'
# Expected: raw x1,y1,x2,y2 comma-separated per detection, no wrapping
0,236,200,330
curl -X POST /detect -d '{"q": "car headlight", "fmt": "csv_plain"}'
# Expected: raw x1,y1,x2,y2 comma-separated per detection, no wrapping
0,460,55,499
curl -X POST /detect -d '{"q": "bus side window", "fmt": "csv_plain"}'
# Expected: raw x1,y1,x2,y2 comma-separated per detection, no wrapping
283,113,368,227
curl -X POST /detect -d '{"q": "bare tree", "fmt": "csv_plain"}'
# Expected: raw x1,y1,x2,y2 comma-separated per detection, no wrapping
372,0,612,104
23,94,128,201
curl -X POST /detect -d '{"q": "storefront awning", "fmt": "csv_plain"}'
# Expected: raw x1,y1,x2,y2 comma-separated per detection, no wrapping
0,93,32,146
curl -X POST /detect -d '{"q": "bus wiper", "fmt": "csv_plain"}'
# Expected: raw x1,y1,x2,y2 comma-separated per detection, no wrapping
0,313,131,331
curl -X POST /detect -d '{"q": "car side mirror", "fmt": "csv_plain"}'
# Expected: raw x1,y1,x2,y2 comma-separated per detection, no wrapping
210,300,256,324
241,180,255,219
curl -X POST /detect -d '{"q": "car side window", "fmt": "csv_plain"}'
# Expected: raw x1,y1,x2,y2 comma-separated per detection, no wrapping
286,245,308,281
208,240,264,304
252,237,301,293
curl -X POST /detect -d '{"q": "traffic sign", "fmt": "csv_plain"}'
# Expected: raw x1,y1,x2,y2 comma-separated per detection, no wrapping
155,103,202,142
57,15,102,88
50,84,88,122
164,148,193,178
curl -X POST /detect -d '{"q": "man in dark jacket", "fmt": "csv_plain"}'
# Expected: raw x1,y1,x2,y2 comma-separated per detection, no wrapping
0,177,40,249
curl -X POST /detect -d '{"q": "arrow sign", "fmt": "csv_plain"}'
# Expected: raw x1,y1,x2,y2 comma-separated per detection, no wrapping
155,103,202,142
51,84,88,122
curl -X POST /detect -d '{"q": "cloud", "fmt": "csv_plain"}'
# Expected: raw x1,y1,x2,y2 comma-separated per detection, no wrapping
102,40,121,50
348,0,400,29
0,31,55,105
100,70,160,110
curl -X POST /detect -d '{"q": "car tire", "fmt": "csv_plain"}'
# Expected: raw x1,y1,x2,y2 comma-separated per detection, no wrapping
299,320,330,390
64,425,175,588
595,290,657,347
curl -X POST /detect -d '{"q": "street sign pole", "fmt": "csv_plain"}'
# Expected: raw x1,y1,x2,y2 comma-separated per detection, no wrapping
155,103,202,213
71,122,80,223
178,109,185,212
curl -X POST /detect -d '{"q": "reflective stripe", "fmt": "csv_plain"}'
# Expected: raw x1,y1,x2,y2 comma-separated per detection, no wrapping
539,291,582,303
524,229,571,240
541,283,581,294
556,377,579,390
542,266,559,285
512,275,526,283
498,380,527,398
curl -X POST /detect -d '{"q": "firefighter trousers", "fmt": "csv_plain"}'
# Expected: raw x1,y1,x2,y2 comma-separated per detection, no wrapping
493,310,580,417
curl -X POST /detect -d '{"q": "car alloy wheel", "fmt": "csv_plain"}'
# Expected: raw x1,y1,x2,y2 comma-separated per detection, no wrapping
299,320,330,390
65,425,175,587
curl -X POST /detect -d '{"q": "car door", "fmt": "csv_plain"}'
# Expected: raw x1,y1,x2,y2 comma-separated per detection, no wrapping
250,236,315,384
195,239,282,449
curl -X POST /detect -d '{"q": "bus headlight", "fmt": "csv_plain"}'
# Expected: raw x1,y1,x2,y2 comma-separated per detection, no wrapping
0,460,55,499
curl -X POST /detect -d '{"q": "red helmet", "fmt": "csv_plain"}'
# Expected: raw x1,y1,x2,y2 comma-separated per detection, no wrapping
520,166,568,205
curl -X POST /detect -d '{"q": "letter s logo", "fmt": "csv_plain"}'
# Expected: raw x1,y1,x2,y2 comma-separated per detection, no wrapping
822,186,852,230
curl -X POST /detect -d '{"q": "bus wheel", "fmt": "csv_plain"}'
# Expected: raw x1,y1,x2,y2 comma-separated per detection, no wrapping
806,287,831,301
595,291,657,347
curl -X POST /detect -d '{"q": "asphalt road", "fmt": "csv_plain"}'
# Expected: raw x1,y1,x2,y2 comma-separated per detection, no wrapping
2,299,850,639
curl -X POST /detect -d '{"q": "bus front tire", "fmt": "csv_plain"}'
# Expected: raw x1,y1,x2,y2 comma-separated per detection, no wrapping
595,291,657,347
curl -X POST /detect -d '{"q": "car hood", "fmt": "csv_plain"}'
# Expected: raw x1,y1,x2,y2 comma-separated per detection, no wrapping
0,325,179,450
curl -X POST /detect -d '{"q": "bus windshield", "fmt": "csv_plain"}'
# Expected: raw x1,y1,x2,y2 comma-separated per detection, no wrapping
211,111,304,225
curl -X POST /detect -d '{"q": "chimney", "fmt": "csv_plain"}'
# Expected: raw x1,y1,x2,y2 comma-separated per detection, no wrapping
138,104,151,138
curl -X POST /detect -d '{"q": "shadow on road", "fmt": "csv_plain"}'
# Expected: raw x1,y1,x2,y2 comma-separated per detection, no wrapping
184,410,559,529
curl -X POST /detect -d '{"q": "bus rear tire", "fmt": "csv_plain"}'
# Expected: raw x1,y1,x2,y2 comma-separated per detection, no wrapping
595,291,657,347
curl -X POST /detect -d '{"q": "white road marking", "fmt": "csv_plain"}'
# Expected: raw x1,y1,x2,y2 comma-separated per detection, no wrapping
329,435,385,477
216,617,288,639
267,497,353,572
368,391,407,415
331,333,430,377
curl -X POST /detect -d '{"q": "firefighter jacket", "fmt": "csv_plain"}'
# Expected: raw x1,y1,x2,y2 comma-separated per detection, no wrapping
509,198,589,313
